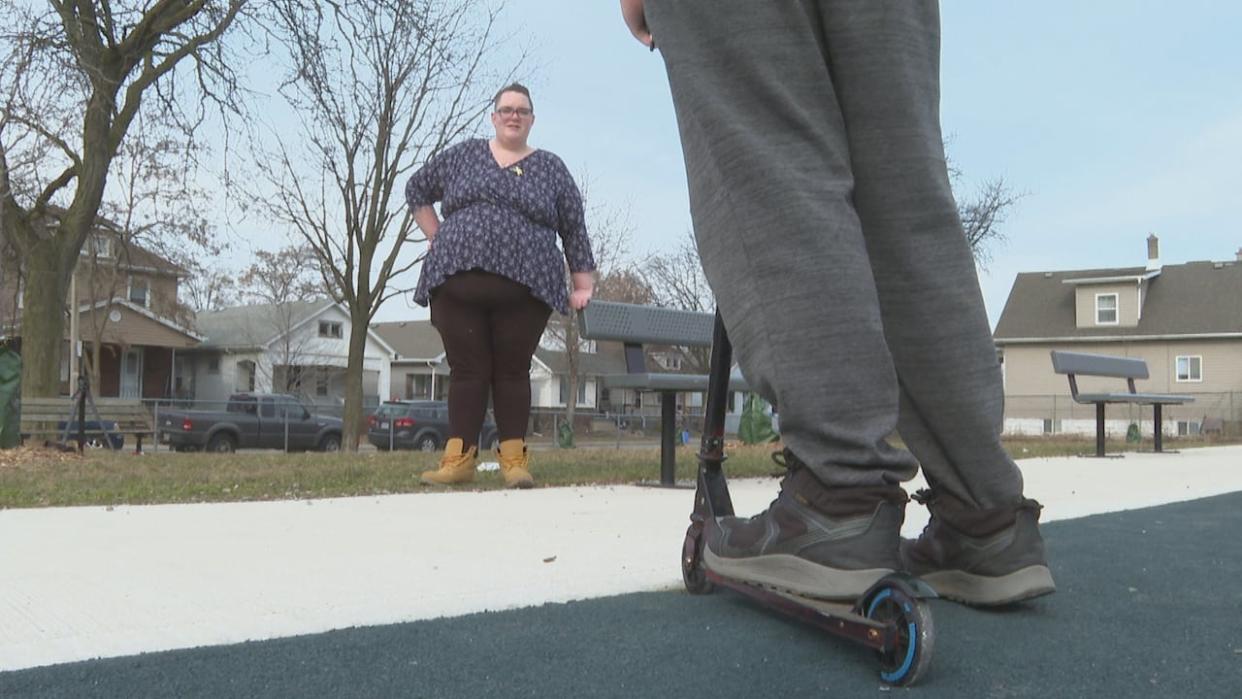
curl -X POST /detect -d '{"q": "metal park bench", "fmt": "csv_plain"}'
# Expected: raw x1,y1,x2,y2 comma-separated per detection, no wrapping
1050,350,1194,457
578,301,749,486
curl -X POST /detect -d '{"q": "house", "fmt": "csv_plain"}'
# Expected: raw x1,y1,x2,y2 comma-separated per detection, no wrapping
185,300,394,410
0,227,201,398
994,235,1242,437
371,320,449,401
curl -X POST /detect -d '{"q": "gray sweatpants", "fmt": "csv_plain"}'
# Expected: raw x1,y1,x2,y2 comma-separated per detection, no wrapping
645,0,1024,509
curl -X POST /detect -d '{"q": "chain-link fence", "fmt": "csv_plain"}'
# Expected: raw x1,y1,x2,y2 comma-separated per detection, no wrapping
1003,392,1242,438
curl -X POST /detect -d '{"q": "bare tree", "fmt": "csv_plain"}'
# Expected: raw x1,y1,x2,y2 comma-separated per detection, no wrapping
180,259,238,314
256,0,520,450
957,177,1021,269
595,268,656,306
944,142,1022,269
0,1,248,399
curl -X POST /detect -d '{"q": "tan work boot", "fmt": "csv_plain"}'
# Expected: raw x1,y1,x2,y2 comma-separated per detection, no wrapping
420,438,478,485
497,438,535,489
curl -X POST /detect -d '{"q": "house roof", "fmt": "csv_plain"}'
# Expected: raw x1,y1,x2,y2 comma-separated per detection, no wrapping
194,299,335,349
372,320,445,361
994,260,1242,342
38,205,188,277
110,242,186,277
534,342,630,376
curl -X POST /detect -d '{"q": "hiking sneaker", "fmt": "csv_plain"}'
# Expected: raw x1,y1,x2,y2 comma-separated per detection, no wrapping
703,450,907,601
901,489,1056,606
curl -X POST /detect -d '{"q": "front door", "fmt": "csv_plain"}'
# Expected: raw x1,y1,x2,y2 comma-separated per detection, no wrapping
120,348,142,398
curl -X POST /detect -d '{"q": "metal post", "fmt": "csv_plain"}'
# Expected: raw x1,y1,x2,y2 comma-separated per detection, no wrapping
1154,403,1163,453
1095,403,1105,457
77,373,87,453
660,392,677,485
284,405,290,452
153,401,160,453
389,416,394,451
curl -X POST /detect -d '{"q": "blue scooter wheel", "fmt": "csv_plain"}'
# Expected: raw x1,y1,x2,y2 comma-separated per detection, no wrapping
865,581,935,686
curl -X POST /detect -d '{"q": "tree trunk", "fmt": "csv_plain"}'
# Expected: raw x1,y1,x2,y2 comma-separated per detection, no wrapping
343,315,369,451
19,243,70,399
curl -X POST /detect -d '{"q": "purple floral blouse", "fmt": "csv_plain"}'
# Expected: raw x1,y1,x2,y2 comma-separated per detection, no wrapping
407,138,596,315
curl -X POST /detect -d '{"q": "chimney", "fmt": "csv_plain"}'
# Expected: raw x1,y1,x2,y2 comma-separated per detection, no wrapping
1146,233,1160,271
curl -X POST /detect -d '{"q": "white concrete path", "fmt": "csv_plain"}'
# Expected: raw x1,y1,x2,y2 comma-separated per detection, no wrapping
2,445,1240,672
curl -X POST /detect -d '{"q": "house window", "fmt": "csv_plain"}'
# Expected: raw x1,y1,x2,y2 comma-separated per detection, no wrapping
558,376,587,406
1175,356,1202,382
319,321,343,339
1177,420,1201,436
128,276,149,307
1095,294,1118,325
81,235,112,258
207,357,221,374
236,360,257,392
404,373,434,399
1042,418,1062,434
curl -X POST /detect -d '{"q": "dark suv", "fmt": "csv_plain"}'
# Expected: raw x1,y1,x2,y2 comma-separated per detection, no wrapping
367,400,498,452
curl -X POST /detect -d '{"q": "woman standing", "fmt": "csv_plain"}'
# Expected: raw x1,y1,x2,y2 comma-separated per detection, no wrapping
406,84,596,488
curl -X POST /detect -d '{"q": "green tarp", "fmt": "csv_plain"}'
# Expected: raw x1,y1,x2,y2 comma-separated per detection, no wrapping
738,393,778,445
0,348,20,449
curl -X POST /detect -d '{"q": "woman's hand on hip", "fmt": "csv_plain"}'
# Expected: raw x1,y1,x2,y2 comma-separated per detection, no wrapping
619,0,654,48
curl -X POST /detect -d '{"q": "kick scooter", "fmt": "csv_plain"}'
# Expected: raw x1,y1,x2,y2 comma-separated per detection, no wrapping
680,313,937,686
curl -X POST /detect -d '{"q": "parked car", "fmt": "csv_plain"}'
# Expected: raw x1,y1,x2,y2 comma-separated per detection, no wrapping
367,400,498,452
57,420,124,450
159,393,343,453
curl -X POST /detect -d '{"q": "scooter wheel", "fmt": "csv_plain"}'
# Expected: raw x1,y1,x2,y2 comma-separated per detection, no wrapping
864,582,935,686
681,524,714,595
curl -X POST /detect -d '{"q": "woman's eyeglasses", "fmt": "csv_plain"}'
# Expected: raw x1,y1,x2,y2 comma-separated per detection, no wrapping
495,107,533,117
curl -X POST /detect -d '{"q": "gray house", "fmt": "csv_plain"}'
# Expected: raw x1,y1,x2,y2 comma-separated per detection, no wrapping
372,320,450,402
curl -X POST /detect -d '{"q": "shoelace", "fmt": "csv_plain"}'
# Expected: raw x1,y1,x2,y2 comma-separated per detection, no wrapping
743,448,805,522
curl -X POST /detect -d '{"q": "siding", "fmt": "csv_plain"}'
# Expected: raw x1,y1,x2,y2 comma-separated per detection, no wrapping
1074,283,1140,328
78,305,198,348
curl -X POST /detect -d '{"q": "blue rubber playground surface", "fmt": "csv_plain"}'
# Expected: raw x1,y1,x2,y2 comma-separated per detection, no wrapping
3,491,1240,698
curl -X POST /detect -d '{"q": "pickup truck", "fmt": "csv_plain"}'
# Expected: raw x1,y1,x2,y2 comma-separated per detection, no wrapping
159,393,343,453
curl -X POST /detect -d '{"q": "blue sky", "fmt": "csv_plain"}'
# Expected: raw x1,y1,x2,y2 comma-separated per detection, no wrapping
364,2,1242,325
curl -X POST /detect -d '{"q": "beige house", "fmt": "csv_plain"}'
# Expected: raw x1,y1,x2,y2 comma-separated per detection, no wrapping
1,228,201,398
994,236,1242,437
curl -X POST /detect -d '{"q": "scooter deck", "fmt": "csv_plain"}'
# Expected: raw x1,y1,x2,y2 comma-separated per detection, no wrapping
704,570,893,652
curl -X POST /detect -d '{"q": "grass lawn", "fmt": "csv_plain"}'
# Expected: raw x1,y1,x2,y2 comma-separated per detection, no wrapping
1,435,1236,509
